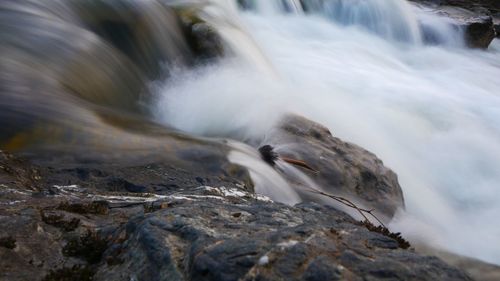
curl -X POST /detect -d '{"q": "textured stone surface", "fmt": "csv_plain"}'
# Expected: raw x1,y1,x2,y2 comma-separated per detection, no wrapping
463,16,496,48
263,114,404,219
0,151,471,281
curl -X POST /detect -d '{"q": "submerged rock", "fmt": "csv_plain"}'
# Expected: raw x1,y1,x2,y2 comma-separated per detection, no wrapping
263,114,404,219
177,9,225,60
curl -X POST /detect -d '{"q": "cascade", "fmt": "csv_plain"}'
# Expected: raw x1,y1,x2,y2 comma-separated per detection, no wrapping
155,0,500,264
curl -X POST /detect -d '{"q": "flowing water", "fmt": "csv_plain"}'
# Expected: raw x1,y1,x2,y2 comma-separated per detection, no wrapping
154,0,500,264
2,0,500,267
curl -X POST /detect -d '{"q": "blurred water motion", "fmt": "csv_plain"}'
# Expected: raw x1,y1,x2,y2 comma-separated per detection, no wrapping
0,0,218,158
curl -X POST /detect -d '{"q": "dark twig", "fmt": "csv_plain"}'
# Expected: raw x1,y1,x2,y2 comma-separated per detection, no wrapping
303,186,386,228
303,186,411,249
257,145,387,228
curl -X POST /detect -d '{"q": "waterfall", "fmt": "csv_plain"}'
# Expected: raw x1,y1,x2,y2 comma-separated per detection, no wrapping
322,0,423,43
155,0,500,265
2,0,499,268
249,0,303,14
239,0,464,46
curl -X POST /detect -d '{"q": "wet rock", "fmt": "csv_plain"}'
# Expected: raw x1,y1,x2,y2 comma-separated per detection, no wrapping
42,265,94,281
62,230,108,264
189,23,225,60
175,7,225,61
264,114,404,219
411,1,497,48
463,16,496,48
57,201,110,216
237,0,256,10
417,244,500,281
433,0,500,15
41,211,81,232
106,178,147,193
0,236,16,249
0,154,472,281
39,155,253,197
95,201,470,281
301,257,343,281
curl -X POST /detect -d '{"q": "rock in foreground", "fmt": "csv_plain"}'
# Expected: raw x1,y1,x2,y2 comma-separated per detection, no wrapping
0,152,471,281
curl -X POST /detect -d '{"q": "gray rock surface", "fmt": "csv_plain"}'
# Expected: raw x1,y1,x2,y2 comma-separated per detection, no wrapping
263,115,404,219
463,15,497,48
418,244,500,281
0,150,471,281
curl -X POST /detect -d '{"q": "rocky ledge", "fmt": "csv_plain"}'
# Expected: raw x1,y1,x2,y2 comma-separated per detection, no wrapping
412,0,498,48
0,145,471,281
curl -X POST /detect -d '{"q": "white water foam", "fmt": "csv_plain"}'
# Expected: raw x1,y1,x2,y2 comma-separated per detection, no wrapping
155,0,500,264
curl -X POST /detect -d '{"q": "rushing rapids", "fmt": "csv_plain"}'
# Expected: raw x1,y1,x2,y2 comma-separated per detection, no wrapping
1,0,500,267
156,0,500,265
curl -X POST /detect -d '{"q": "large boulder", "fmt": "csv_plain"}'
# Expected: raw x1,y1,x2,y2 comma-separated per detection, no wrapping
262,114,404,219
95,200,470,281
0,152,471,281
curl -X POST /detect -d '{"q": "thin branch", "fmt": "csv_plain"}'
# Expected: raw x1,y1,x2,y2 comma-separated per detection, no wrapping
303,186,386,228
257,145,386,227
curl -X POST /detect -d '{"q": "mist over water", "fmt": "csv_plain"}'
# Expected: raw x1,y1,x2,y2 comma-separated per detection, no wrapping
155,1,500,264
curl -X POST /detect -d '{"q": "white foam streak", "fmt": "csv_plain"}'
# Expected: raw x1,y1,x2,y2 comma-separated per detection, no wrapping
228,141,301,205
